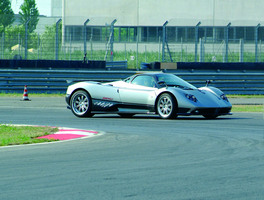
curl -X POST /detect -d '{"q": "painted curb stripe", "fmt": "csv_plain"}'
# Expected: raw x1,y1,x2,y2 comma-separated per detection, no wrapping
37,134,87,141
36,128,99,141
55,131,95,135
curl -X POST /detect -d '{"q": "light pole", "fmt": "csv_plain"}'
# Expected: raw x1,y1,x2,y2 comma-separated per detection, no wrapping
162,21,168,62
83,19,90,57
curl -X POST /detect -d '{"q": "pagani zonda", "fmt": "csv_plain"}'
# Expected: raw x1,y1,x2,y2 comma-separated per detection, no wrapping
66,73,232,119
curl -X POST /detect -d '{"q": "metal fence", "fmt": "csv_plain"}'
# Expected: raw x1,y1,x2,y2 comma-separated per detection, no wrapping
1,15,264,68
0,69,263,95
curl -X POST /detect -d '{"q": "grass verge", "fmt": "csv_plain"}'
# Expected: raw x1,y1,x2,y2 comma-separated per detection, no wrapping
0,93,65,97
227,95,264,98
232,105,264,113
0,125,59,146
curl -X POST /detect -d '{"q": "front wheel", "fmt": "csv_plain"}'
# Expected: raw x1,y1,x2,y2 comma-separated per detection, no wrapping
70,90,93,117
156,93,178,119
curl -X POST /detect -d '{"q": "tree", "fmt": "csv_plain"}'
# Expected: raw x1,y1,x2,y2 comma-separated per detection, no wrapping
0,0,15,32
19,0,39,33
4,25,37,49
41,23,62,59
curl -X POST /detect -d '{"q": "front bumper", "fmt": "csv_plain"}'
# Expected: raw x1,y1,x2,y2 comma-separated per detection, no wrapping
177,107,232,116
191,107,232,116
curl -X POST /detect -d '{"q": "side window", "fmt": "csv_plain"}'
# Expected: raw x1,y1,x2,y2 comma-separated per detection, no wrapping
131,75,156,87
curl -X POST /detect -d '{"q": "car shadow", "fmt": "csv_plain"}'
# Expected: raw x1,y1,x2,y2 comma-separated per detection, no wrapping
91,114,243,121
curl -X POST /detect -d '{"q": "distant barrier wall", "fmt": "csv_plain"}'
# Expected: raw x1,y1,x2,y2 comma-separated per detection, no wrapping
1,59,264,71
0,59,105,70
0,68,263,95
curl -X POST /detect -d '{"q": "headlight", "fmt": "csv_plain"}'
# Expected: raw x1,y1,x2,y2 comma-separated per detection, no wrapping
220,94,229,102
185,94,198,102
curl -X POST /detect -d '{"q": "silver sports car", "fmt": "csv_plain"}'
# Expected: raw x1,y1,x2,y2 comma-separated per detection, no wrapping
66,73,232,119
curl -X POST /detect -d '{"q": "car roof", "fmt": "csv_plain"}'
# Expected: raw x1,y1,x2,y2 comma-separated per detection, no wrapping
135,72,164,76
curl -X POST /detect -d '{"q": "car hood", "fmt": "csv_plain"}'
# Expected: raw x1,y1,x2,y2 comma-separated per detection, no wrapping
168,87,232,108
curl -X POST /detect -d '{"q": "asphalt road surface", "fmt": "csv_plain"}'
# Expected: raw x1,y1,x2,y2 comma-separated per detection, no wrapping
0,97,264,200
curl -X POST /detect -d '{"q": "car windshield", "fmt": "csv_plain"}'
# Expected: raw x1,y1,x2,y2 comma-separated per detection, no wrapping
156,74,197,90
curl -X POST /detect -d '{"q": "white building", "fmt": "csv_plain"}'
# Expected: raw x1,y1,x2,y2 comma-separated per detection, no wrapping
51,0,62,17
62,0,264,26
61,0,264,55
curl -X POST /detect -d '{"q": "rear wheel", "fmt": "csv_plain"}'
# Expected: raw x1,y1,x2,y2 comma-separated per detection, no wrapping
157,93,178,119
70,90,93,118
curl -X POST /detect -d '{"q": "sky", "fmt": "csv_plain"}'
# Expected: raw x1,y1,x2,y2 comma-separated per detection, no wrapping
11,0,51,16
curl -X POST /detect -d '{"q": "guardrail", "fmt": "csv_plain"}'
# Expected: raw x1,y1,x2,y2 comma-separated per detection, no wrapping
0,69,263,95
106,61,128,70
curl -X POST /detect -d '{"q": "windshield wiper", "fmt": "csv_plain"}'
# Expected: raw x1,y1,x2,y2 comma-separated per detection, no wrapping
168,84,194,90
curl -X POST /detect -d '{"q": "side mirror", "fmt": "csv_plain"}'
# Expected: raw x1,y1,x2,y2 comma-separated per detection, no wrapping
157,81,167,88
205,80,212,87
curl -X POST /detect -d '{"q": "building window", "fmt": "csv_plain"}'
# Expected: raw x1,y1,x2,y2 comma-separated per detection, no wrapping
148,27,158,42
259,27,264,41
177,27,184,42
236,27,244,40
229,27,235,41
73,27,82,41
64,26,83,42
65,25,260,44
167,27,176,42
113,27,137,42
187,27,195,42
245,27,254,42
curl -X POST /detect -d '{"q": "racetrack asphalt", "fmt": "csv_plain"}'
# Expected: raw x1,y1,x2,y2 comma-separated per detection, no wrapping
0,96,263,142
0,96,264,200
2,96,262,141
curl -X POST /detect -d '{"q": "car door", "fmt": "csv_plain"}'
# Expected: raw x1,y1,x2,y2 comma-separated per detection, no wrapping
118,75,158,107
89,83,121,102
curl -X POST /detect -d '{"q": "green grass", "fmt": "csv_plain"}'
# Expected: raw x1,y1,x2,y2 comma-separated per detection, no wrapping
0,125,59,146
0,93,65,97
232,105,264,113
227,95,264,98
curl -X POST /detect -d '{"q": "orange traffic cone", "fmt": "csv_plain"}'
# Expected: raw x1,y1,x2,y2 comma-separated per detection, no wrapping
22,85,30,101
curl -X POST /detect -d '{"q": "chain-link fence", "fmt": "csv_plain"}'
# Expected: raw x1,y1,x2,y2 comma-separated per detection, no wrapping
1,15,264,69
0,16,63,60
164,22,264,63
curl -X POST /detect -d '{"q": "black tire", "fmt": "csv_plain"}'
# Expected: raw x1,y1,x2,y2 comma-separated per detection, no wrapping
156,93,178,119
70,90,93,118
